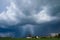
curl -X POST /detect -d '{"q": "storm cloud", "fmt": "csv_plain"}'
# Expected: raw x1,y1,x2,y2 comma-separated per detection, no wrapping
0,0,60,37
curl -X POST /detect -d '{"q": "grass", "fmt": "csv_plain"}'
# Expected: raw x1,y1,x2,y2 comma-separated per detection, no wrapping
0,37,60,40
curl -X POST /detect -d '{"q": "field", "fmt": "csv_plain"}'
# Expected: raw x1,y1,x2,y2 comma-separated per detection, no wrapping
0,37,60,40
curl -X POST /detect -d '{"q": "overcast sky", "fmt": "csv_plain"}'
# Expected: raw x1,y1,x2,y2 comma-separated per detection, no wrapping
0,0,60,37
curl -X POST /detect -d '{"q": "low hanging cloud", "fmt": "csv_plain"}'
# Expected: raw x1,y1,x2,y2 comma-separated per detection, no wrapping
0,32,15,37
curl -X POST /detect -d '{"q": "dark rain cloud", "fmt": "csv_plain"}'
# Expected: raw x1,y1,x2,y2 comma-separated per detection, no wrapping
0,0,60,37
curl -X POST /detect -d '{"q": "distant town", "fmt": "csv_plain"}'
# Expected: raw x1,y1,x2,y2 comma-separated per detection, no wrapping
26,33,60,38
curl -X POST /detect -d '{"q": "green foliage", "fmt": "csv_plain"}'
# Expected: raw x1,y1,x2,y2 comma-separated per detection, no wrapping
0,37,60,40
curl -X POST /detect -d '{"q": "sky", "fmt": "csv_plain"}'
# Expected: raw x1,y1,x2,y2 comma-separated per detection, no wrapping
0,0,60,37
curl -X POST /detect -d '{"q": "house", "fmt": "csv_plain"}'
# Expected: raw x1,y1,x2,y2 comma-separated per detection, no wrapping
26,37,32,38
35,36,39,38
26,34,32,38
26,34,39,38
